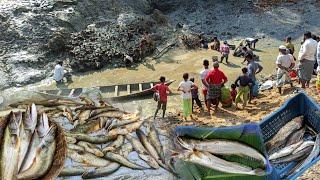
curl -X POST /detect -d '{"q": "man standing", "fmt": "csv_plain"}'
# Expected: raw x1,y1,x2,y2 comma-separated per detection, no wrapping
298,31,318,88
246,54,263,101
199,59,210,110
220,41,230,63
276,45,295,94
152,76,171,120
53,61,64,84
205,61,228,113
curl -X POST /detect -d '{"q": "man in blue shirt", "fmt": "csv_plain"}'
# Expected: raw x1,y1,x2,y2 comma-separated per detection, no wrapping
245,54,263,102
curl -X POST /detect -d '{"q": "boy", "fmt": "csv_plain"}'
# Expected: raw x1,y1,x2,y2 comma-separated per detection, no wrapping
234,67,254,109
152,76,172,119
190,78,203,112
230,84,237,102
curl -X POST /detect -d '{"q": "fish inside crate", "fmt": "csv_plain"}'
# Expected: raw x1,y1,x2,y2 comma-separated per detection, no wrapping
259,93,320,179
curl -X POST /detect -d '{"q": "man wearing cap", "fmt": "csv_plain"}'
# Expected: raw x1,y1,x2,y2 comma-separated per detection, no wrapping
205,61,228,113
199,59,210,109
298,31,318,88
220,41,230,63
276,45,295,94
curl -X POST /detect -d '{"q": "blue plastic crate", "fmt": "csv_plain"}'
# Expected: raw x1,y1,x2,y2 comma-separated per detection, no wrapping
259,92,320,179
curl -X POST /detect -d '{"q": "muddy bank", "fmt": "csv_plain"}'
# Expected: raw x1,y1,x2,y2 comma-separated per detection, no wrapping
2,0,320,89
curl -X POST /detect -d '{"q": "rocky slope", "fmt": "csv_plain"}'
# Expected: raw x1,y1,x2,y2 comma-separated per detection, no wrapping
1,0,320,89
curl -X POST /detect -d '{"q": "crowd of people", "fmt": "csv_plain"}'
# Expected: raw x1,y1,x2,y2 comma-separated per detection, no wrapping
151,52,264,120
52,31,320,121
150,31,320,121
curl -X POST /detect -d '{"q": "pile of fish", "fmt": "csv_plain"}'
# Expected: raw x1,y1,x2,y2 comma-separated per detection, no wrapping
9,96,174,179
0,104,58,179
265,116,320,177
174,137,268,176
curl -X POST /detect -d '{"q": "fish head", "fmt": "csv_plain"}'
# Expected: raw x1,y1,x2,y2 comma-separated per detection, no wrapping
37,113,50,138
23,104,37,132
39,125,57,150
8,111,22,136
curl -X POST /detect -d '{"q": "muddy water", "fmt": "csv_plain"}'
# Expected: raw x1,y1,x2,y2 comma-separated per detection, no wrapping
8,38,298,116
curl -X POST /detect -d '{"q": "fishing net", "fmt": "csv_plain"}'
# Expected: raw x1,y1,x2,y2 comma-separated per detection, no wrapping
174,124,279,179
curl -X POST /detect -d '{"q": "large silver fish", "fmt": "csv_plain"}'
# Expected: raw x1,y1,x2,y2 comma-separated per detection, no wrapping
269,141,303,160
177,137,267,166
0,112,22,180
266,116,303,150
148,124,165,163
37,113,50,138
125,134,160,169
292,134,320,174
17,104,38,171
178,150,265,176
271,146,313,164
17,126,57,180
19,113,50,172
292,141,315,154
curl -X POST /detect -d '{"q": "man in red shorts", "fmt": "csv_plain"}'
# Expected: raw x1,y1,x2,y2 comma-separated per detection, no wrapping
152,76,172,120
199,59,210,111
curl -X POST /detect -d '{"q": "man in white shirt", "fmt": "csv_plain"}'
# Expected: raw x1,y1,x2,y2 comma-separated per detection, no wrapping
276,45,295,94
245,37,259,50
316,41,320,93
199,59,210,109
53,61,65,84
298,31,318,88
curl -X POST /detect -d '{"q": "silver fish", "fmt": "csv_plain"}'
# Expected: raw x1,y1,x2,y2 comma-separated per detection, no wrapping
82,162,120,179
103,135,124,152
178,137,267,166
148,124,165,163
37,113,50,138
77,141,104,157
125,134,159,169
269,141,303,160
292,134,320,174
292,141,315,154
266,116,303,151
0,112,22,180
178,150,265,176
59,166,87,177
18,105,37,171
104,152,146,169
271,146,313,164
17,126,57,180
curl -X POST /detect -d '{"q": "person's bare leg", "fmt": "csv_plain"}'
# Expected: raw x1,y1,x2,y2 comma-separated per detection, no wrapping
207,99,211,115
215,98,219,111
